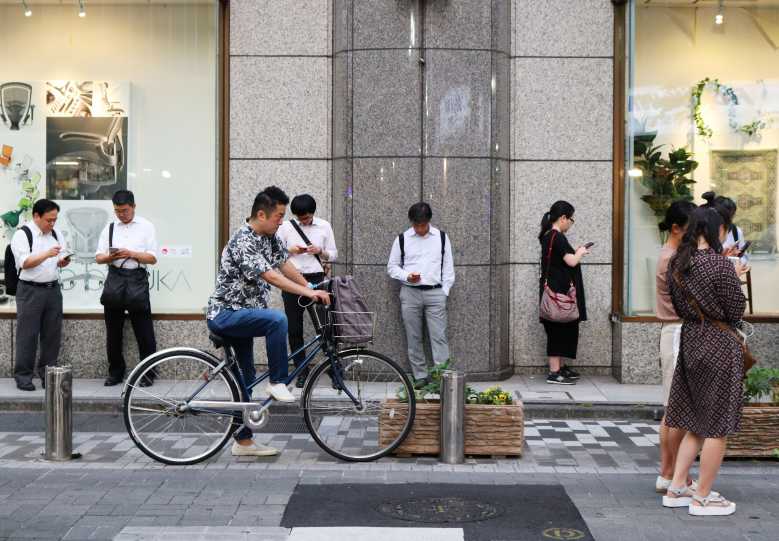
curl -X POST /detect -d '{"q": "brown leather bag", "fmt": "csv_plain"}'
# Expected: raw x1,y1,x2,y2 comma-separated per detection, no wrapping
539,230,579,323
675,272,756,377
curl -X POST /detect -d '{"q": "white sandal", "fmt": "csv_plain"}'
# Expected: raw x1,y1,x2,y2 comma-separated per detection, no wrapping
662,485,694,508
688,493,736,516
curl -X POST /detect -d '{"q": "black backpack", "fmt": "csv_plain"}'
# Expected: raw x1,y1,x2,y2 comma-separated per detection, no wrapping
3,226,58,296
398,230,447,280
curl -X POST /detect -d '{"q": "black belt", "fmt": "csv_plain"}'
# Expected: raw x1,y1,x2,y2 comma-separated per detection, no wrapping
406,284,442,291
20,280,59,288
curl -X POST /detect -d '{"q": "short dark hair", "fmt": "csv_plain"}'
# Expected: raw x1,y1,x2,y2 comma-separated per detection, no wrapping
251,186,290,218
32,199,60,217
290,194,317,216
112,190,135,206
408,202,432,224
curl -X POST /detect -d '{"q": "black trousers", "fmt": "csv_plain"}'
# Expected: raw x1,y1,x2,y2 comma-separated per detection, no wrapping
104,307,157,380
281,272,325,368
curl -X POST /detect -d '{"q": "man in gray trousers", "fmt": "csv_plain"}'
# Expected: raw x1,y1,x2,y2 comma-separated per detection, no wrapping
387,202,455,388
11,199,70,391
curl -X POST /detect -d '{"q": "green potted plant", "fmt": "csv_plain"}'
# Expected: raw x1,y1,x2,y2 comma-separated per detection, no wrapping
726,367,779,457
381,359,523,456
632,132,698,221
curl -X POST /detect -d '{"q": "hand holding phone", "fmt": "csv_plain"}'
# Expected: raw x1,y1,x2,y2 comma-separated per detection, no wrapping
408,271,421,284
60,250,74,260
738,241,752,258
109,247,120,255
584,242,595,249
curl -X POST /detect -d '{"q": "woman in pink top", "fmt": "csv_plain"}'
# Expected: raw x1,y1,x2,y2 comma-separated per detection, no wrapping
655,200,696,494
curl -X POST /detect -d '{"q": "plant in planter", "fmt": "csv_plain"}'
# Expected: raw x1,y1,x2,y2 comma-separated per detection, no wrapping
726,367,779,458
632,132,698,222
382,359,524,457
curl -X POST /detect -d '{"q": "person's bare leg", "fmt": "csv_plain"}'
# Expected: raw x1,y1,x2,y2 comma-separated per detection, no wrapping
694,437,727,499
671,432,703,489
660,417,687,479
548,356,561,373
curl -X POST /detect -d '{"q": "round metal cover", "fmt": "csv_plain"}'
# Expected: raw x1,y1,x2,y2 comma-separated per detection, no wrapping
376,496,503,524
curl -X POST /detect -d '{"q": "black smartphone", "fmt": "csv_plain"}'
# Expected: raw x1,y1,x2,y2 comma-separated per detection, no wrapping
737,241,752,258
584,242,595,249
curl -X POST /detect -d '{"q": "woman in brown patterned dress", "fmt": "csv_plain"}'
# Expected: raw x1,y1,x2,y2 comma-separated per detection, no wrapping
662,206,748,516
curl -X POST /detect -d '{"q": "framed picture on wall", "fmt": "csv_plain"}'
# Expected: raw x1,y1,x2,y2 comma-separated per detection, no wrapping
710,149,778,254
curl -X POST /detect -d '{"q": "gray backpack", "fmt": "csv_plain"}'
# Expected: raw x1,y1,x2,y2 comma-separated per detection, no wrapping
328,275,373,344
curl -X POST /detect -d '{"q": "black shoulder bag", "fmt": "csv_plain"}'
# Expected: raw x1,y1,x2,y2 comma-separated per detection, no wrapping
290,220,331,276
99,223,151,312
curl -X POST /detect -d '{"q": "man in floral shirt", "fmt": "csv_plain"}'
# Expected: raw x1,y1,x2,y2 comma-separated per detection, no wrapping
207,186,330,457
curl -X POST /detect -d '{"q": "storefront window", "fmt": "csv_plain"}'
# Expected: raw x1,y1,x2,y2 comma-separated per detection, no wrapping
0,1,220,314
625,0,779,315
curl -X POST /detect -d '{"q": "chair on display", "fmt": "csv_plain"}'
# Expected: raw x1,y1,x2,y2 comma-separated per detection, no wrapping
741,270,753,315
61,207,109,291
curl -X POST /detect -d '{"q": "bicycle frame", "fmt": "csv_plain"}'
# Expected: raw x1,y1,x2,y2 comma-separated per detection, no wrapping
186,301,362,418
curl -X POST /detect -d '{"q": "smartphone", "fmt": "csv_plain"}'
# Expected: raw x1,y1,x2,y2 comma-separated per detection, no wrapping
60,250,74,260
584,242,595,249
737,241,752,258
109,247,120,255
727,256,740,266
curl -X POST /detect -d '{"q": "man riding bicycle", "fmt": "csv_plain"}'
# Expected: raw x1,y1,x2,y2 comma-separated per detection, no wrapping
206,186,330,457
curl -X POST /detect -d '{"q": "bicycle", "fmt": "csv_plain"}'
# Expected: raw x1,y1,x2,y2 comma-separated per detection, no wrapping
121,281,416,465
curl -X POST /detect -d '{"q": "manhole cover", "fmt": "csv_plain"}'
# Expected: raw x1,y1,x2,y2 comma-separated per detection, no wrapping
376,496,503,523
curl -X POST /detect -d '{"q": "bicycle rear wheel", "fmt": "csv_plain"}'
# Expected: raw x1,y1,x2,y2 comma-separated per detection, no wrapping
123,349,241,465
302,349,415,461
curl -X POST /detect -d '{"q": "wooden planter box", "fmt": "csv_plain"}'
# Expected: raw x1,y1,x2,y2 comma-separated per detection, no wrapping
725,404,779,457
379,399,524,457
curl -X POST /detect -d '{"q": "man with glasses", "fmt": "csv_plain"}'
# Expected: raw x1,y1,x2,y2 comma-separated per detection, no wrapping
95,190,158,387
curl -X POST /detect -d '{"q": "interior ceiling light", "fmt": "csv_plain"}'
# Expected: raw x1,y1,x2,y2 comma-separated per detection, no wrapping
22,0,32,17
715,0,724,25
78,0,86,18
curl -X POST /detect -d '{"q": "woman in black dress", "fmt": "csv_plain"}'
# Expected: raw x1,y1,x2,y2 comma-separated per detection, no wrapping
538,201,589,385
662,207,748,516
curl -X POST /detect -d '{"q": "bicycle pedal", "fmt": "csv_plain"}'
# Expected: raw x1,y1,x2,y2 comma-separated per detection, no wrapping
244,407,269,430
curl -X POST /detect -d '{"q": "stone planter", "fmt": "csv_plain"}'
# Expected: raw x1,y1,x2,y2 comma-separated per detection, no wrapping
725,404,779,457
379,399,524,457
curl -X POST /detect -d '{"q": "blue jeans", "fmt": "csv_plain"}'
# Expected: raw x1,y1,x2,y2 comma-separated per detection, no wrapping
207,307,289,441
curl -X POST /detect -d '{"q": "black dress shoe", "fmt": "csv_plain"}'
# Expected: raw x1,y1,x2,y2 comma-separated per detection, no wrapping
104,376,123,387
16,381,35,391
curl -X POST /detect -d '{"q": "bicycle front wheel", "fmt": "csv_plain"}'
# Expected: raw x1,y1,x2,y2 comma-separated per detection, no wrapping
123,349,241,465
302,349,416,462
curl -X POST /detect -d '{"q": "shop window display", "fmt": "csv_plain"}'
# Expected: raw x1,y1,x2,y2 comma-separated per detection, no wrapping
0,2,219,314
625,0,779,315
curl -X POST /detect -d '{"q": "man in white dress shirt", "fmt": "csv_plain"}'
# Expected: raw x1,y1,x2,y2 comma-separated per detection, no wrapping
387,202,454,388
276,194,337,387
95,190,158,387
11,199,71,391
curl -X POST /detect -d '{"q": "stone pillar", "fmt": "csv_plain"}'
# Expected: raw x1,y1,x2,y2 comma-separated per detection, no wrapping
333,0,511,379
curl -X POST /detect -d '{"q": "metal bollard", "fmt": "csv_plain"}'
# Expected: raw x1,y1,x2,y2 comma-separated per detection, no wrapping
440,370,465,464
45,366,73,461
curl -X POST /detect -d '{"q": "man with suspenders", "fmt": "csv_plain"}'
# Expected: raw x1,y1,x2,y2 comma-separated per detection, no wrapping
387,202,455,388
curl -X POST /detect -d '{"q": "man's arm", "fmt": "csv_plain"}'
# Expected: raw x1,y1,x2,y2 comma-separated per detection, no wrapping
441,235,455,296
279,260,309,287
95,224,112,264
262,266,330,304
13,230,59,270
321,223,338,261
387,236,410,282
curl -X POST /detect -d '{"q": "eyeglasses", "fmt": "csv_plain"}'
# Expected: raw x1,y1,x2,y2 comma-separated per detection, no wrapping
568,216,575,224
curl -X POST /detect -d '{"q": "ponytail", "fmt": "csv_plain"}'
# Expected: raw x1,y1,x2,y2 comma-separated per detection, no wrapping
670,207,724,277
538,201,575,241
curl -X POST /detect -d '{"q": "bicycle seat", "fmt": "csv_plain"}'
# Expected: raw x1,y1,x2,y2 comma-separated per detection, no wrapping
208,332,225,349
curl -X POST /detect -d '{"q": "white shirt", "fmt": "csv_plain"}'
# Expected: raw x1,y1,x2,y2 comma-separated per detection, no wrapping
11,221,67,283
96,215,158,269
387,226,455,296
277,217,338,274
723,225,749,264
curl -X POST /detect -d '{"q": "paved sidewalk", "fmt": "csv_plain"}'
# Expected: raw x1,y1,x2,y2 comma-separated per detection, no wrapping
0,375,664,406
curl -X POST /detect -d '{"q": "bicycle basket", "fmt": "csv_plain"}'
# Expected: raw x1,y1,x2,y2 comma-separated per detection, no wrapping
328,310,375,344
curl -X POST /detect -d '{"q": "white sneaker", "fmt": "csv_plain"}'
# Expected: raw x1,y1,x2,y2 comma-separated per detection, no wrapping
266,382,296,403
231,440,279,457
656,476,672,493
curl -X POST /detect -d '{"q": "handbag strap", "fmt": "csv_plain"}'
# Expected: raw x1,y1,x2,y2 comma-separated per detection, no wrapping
542,229,557,286
290,219,324,270
673,271,746,350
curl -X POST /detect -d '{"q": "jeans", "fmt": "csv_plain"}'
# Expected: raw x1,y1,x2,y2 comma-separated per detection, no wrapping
207,307,289,441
